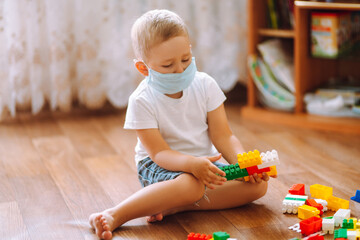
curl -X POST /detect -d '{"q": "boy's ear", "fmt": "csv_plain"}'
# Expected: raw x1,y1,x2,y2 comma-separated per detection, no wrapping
134,61,149,76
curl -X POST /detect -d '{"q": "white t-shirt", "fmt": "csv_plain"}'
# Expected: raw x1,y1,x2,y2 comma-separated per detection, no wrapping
124,71,226,165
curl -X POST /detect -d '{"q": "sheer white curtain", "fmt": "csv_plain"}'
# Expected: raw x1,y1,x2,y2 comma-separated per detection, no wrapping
0,0,248,120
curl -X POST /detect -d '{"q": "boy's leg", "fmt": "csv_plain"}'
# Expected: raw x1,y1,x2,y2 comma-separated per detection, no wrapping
89,173,205,239
160,178,268,215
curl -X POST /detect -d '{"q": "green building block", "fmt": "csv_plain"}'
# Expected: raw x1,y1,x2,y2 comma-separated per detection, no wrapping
334,228,347,239
342,219,354,229
220,163,249,180
213,231,230,240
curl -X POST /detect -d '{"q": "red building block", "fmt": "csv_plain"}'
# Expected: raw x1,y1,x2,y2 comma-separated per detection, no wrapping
246,165,271,175
306,199,324,215
289,184,305,195
307,234,324,240
187,233,212,240
299,216,322,236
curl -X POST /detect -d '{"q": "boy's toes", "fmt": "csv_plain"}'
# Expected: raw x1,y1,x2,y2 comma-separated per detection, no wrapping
102,230,112,240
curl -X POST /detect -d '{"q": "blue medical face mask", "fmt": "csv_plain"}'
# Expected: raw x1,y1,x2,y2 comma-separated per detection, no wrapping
145,57,197,94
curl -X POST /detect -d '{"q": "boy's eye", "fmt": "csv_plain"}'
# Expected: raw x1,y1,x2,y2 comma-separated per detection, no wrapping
182,58,190,62
162,64,172,68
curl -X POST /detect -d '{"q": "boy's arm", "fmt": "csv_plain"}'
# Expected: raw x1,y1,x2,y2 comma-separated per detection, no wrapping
207,104,245,165
136,128,226,189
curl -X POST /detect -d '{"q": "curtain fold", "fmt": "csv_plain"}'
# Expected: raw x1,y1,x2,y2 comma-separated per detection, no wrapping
0,0,248,120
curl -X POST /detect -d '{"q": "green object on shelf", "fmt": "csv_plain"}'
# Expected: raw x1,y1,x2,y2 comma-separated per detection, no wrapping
213,231,230,240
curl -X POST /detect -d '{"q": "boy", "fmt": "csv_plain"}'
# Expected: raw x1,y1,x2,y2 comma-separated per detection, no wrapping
89,9,273,240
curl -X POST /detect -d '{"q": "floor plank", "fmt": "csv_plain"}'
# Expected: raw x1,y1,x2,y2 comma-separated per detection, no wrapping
0,201,31,240
0,104,359,240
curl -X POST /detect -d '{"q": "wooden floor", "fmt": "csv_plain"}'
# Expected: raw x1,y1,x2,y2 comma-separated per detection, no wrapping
0,104,359,240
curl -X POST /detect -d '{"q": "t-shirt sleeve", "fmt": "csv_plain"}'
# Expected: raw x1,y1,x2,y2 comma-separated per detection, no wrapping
124,94,158,130
205,74,227,112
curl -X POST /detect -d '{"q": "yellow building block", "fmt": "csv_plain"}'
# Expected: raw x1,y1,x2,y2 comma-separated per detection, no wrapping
237,150,262,169
327,195,349,211
310,184,333,200
298,205,320,220
266,166,277,177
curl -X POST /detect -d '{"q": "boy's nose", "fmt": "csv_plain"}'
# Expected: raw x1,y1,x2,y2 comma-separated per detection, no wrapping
174,64,185,73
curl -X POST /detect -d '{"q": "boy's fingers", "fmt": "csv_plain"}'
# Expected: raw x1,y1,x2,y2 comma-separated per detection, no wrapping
208,154,222,162
262,172,270,181
210,164,226,177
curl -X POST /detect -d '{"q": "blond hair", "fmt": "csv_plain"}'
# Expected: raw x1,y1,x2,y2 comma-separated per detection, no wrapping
131,9,189,61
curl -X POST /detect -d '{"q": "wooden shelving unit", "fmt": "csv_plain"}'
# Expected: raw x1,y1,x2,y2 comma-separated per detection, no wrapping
242,0,360,134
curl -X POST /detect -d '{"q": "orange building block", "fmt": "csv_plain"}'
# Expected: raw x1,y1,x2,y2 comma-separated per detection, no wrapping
327,196,349,211
298,205,320,220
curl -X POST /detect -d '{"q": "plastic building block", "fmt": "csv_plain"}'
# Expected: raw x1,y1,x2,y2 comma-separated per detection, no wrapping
257,150,280,169
187,233,212,240
342,218,358,230
334,209,351,227
213,231,230,240
299,216,322,236
307,234,324,240
347,230,357,240
283,194,308,214
289,184,305,195
306,199,324,215
289,223,301,233
245,165,271,175
266,165,277,177
351,190,360,203
334,228,347,239
322,218,335,234
309,184,333,200
298,205,320,220
237,150,262,169
220,163,248,180
327,196,349,211
314,199,328,212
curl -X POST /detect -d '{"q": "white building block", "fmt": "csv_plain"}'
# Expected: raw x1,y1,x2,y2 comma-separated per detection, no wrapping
282,194,308,214
289,223,301,233
334,209,351,227
347,230,356,240
322,218,335,234
258,150,280,169
314,199,328,212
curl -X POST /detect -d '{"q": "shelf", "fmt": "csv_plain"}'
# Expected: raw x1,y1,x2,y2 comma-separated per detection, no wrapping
295,1,360,10
258,29,295,39
241,106,360,134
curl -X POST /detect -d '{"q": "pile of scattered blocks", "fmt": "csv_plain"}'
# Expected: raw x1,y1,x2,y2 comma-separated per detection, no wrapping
285,183,360,240
219,149,279,181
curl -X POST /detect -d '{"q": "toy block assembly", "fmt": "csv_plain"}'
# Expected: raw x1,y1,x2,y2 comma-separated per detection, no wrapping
314,199,328,212
221,149,279,182
299,216,322,236
298,205,320,220
342,219,355,230
282,194,308,214
310,184,333,200
351,190,360,203
289,184,305,195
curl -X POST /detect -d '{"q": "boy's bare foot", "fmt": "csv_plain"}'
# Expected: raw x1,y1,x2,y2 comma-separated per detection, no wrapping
147,213,163,223
89,212,114,240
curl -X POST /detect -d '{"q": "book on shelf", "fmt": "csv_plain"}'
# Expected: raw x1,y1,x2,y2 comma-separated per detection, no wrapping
266,0,294,29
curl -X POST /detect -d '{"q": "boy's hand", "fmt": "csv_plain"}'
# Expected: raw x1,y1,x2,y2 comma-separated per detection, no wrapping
247,172,277,184
190,154,227,189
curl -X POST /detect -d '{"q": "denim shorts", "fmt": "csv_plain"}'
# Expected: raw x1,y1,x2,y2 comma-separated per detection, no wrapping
137,157,228,188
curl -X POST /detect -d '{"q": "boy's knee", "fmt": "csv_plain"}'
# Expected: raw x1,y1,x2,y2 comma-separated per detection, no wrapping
175,174,205,204
252,181,268,200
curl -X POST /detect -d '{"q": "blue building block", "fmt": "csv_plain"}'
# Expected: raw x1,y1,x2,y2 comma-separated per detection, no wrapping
351,190,360,203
